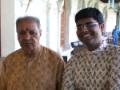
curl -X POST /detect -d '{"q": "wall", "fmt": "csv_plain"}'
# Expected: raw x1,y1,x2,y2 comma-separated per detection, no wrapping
1,0,15,57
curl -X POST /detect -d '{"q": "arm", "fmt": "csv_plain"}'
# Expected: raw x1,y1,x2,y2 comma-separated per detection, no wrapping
0,61,7,90
109,50,120,90
61,63,75,90
56,57,64,90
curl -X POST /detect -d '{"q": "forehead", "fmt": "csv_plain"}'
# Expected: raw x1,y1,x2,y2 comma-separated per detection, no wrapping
17,20,38,30
76,18,98,25
17,20,37,26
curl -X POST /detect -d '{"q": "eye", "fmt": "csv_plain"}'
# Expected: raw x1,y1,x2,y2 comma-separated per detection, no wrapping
29,31,36,35
86,23,98,29
77,25,82,30
18,31,26,35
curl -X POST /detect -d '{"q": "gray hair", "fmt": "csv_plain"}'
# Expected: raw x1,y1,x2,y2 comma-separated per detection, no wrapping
16,16,41,29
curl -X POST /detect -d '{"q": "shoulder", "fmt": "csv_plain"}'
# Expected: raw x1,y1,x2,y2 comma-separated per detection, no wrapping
104,45,120,56
41,46,62,58
42,46,59,55
3,49,23,65
106,44,120,51
41,46,64,63
66,46,87,66
64,54,79,71
5,49,22,59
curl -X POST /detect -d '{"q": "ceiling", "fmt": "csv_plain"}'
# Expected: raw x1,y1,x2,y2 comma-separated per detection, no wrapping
100,0,120,3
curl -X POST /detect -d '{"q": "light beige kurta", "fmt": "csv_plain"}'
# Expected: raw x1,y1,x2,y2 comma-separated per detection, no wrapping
0,46,64,90
62,45,120,90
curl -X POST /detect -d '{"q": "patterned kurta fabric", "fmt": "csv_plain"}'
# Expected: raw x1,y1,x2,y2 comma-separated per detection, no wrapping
0,46,64,90
62,45,120,90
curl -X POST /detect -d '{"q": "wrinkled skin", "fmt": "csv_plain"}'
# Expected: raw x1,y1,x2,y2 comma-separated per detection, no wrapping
16,20,41,56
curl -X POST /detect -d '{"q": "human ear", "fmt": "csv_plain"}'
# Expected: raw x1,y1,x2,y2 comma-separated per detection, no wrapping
39,29,42,36
100,23,105,33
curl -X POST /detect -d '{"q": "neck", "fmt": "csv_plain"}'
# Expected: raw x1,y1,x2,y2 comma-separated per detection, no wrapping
87,41,102,51
24,45,41,57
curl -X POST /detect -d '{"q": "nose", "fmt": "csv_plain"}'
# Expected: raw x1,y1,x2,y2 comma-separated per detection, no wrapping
23,32,31,40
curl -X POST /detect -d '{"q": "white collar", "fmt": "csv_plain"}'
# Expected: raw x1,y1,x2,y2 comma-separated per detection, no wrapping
92,36,108,52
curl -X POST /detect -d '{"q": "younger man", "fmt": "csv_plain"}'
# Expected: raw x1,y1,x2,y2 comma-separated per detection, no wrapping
62,7,120,90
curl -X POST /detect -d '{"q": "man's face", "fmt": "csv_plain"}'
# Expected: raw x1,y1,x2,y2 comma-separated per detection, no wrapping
17,20,41,53
76,18,104,51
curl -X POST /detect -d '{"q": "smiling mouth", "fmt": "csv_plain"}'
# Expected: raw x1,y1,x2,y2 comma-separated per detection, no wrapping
83,34,91,39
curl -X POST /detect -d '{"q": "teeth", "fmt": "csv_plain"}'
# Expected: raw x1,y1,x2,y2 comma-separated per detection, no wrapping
83,34,89,38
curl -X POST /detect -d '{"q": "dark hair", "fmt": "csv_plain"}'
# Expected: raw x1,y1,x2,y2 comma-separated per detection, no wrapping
16,16,40,28
75,7,104,24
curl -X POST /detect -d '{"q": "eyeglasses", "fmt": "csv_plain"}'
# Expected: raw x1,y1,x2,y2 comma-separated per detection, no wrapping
77,22,98,31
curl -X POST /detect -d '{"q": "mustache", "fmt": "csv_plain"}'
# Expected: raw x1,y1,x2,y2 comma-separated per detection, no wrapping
20,40,33,44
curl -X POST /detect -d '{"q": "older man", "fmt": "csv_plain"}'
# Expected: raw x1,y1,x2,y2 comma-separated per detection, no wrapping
0,16,64,90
